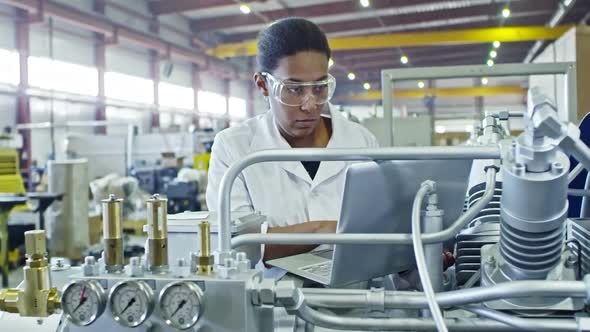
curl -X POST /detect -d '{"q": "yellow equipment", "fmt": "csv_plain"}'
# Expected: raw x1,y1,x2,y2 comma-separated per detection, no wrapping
0,149,26,194
193,153,211,171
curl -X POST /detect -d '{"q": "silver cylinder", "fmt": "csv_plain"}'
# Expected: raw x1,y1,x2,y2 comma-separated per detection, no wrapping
499,151,569,279
47,159,89,260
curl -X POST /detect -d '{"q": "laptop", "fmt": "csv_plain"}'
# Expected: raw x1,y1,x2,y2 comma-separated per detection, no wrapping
267,159,472,286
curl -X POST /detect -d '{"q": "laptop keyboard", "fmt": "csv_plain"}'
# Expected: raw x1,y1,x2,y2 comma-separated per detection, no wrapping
300,261,332,278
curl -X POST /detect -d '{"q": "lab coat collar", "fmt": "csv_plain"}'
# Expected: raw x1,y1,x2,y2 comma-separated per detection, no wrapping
249,106,348,188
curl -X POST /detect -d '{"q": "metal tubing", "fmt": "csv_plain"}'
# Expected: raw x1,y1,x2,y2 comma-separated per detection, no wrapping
293,302,577,331
230,166,497,248
412,183,446,332
568,189,590,197
568,163,584,184
461,305,578,332
567,137,590,217
300,280,586,309
382,72,394,146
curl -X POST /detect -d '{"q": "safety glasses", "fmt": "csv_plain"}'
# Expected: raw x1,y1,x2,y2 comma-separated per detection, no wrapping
262,72,336,107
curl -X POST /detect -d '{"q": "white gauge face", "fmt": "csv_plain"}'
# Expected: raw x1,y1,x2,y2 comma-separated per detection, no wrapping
159,282,203,330
62,280,106,326
109,280,154,328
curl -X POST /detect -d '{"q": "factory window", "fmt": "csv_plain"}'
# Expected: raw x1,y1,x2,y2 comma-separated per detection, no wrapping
228,97,247,119
158,82,194,110
0,49,19,86
105,71,154,104
28,56,98,96
197,90,227,115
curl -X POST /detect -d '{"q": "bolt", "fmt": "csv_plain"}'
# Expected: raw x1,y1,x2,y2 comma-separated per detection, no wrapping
485,255,496,268
224,258,233,268
108,194,116,200
130,257,141,266
236,252,247,262
513,163,525,176
552,162,564,175
84,256,95,265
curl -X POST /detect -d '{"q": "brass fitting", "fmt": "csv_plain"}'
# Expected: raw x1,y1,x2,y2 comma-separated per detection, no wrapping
197,221,214,275
0,230,61,317
102,194,124,273
146,194,169,273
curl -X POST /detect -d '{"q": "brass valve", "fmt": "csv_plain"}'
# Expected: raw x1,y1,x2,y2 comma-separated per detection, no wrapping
0,230,61,317
196,221,214,275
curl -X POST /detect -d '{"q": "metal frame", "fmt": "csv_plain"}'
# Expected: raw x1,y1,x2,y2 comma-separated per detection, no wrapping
216,146,500,256
381,62,577,146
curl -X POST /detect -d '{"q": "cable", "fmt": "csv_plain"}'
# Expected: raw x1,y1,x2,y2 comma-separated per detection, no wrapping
411,181,447,332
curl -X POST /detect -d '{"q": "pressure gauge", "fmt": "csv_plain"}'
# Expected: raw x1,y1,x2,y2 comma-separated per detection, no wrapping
108,280,155,328
158,282,204,330
61,279,106,326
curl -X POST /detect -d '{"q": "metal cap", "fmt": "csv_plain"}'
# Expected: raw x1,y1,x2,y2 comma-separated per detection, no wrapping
25,230,46,257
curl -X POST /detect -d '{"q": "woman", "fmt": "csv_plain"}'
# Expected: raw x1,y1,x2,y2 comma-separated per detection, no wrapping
206,18,378,277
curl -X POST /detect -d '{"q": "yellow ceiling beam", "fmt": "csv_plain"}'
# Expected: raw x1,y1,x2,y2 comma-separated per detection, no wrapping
344,86,526,101
208,25,572,58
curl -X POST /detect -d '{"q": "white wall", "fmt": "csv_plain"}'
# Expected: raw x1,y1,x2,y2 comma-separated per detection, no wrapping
0,5,16,50
29,22,95,66
0,95,17,129
29,98,95,164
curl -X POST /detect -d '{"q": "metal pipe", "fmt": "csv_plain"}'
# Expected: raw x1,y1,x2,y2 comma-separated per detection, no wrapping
301,280,586,309
568,189,590,197
293,302,576,331
412,183,446,332
569,163,584,184
461,305,578,332
230,166,497,248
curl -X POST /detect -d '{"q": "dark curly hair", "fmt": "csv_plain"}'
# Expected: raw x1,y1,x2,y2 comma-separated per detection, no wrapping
256,17,331,73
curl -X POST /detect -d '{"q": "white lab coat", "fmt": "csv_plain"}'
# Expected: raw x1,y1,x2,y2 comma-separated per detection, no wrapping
206,107,378,277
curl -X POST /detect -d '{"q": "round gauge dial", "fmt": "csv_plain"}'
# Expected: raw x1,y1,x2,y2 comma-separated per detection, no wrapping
61,280,106,326
158,282,204,330
108,280,154,328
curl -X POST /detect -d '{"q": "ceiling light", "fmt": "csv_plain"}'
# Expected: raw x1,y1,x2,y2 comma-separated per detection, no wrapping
435,125,446,134
363,82,371,90
328,58,334,68
400,55,409,64
417,81,425,89
501,7,511,18
481,77,489,85
348,72,356,80
489,50,497,58
487,59,494,67
465,125,474,133
239,4,251,14
360,0,370,8
493,40,501,48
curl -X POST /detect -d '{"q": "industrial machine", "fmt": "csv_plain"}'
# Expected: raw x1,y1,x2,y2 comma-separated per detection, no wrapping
4,64,590,331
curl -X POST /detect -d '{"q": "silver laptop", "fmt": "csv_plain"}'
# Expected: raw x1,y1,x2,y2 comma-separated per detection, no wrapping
267,159,472,286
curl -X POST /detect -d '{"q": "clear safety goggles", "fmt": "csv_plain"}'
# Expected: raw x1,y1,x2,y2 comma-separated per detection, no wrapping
262,72,336,107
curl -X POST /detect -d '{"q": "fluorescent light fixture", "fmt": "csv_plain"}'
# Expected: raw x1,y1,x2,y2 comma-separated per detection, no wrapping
417,81,425,89
487,59,494,67
360,0,370,8
347,72,356,80
481,77,489,85
400,55,409,64
239,4,251,14
435,125,446,134
465,125,474,132
493,40,501,48
501,7,511,18
363,82,371,90
489,50,497,58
